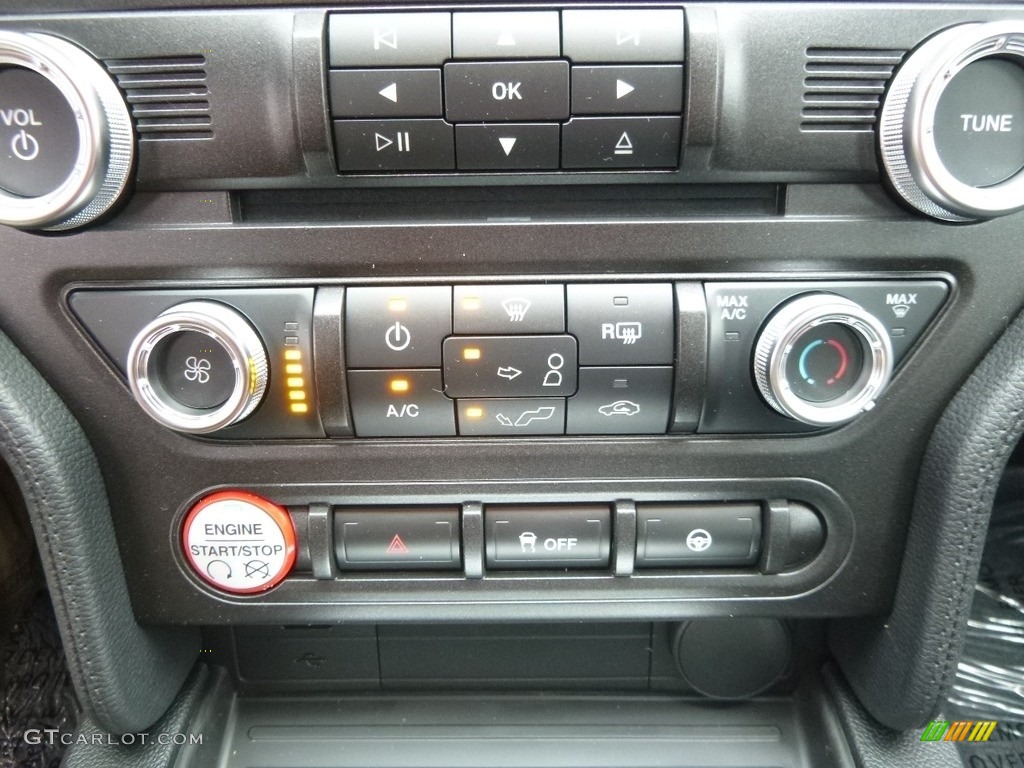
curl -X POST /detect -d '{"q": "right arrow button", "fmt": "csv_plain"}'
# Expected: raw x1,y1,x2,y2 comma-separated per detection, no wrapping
571,65,684,115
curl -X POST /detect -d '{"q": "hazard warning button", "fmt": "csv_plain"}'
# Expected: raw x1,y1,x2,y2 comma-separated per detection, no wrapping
182,491,297,594
334,507,461,571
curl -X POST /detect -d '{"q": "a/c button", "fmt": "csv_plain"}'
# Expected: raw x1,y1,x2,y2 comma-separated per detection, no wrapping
348,369,455,437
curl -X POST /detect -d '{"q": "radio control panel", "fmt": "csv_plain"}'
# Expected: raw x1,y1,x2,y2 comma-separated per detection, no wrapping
67,277,949,439
327,9,685,173
0,6,1022,229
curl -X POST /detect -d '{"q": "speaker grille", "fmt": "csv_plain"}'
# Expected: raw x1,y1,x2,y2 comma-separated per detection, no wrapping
106,56,212,140
801,47,905,133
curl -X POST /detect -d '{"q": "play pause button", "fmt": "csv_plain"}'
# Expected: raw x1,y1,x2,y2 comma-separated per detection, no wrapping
334,119,454,171
456,123,559,170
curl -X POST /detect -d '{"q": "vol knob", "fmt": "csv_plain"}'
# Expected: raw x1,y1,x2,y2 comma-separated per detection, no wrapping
0,31,134,230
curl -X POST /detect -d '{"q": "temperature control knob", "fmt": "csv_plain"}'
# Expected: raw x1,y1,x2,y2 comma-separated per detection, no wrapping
879,21,1024,221
753,295,893,426
127,302,269,434
0,31,133,230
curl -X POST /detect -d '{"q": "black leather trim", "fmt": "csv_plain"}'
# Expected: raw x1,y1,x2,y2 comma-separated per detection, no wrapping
62,665,220,768
0,330,198,734
822,665,962,768
830,307,1024,730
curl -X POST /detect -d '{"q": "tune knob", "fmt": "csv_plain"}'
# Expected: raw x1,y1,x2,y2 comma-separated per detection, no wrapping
753,295,893,426
879,21,1024,221
0,31,133,230
127,302,269,434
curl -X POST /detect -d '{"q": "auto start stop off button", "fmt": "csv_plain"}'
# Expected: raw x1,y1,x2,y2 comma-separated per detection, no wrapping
182,490,296,594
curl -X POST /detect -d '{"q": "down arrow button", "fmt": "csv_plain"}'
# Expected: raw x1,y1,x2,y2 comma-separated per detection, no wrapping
455,123,559,170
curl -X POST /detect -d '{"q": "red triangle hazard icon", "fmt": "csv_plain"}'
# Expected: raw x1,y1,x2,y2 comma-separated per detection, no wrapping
386,534,409,554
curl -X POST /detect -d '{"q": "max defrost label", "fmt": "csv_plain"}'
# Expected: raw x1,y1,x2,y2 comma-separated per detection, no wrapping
182,491,296,594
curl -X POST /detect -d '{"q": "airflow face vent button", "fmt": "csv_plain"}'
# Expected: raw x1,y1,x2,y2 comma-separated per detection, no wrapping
801,47,904,132
106,56,212,140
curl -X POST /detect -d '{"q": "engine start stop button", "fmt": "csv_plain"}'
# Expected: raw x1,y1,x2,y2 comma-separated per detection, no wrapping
182,490,296,594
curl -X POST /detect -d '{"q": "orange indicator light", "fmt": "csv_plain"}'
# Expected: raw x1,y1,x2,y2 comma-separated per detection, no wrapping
284,349,302,361
285,364,303,375
290,403,309,414
288,391,306,401
389,378,410,393
465,406,484,419
463,347,482,361
287,377,305,388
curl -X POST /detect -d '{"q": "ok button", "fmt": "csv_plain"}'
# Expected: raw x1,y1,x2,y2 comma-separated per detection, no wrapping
444,61,569,122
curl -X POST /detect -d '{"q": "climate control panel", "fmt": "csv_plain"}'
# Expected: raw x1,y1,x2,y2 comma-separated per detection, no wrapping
68,277,949,439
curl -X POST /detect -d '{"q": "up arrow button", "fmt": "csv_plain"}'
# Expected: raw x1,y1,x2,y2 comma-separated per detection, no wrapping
452,11,560,59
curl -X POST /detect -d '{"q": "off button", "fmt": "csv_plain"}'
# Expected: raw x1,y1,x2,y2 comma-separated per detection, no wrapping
182,491,297,594
345,286,452,368
0,68,79,197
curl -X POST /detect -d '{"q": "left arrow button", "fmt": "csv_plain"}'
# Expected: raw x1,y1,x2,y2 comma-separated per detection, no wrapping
329,69,442,118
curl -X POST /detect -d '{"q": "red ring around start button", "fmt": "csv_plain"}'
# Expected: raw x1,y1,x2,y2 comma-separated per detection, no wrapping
182,490,296,595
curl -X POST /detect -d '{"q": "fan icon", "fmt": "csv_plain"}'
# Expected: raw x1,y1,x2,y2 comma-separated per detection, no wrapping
183,356,211,384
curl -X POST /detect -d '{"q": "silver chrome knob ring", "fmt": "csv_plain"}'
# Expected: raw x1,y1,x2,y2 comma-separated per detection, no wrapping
127,302,268,434
753,295,894,427
880,21,1024,222
0,31,134,231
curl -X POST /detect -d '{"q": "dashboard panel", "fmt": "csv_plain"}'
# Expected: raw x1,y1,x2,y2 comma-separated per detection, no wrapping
1,2,1023,759
0,2,1019,622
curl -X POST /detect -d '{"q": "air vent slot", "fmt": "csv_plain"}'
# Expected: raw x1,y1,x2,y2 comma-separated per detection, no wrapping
801,47,905,133
105,56,212,140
